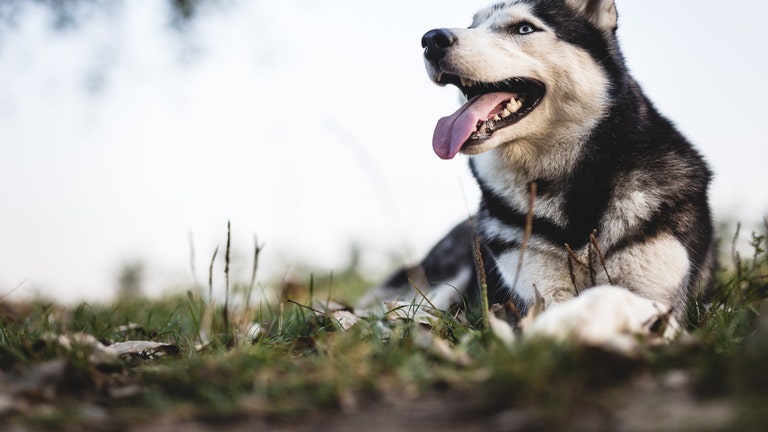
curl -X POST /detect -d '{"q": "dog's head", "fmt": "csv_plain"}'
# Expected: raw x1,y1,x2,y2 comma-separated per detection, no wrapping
423,0,618,160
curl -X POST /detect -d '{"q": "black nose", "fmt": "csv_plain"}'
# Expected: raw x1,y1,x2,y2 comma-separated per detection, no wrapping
421,28,457,64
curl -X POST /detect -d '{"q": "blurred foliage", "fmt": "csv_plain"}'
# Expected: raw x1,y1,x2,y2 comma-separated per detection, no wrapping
0,0,228,31
117,262,144,299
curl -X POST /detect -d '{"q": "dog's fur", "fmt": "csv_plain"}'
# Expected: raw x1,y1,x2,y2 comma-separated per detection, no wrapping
360,0,714,324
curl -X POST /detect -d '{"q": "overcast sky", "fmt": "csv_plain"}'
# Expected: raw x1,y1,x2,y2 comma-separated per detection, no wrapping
1,0,766,303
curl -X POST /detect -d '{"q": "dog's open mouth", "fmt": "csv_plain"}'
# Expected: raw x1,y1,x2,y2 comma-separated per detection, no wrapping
432,76,545,159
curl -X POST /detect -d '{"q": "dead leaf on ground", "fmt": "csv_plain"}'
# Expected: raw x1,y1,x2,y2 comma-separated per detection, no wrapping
329,310,362,330
313,299,354,314
311,300,362,331
40,333,119,365
110,341,180,361
39,332,179,366
385,301,442,327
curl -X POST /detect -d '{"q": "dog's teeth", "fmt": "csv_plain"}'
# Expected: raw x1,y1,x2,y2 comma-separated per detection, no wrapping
492,115,501,121
507,99,523,113
460,77,473,87
501,109,511,118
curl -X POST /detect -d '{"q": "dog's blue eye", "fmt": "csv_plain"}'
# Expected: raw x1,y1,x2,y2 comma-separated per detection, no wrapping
517,23,535,35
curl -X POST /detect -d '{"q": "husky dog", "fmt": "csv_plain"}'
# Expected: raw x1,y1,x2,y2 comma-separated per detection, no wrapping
360,0,714,324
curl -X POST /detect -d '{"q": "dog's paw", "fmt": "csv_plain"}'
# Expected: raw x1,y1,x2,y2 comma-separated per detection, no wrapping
522,286,680,355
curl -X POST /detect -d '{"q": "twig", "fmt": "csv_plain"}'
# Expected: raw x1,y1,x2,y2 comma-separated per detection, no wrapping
589,230,613,285
287,299,325,315
505,299,523,326
0,277,28,301
564,243,591,295
586,238,596,285
566,252,579,295
564,243,589,270
511,181,537,293
531,284,545,315
409,278,439,311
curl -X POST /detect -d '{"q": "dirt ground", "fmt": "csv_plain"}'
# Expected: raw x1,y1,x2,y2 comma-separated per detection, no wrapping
129,373,736,432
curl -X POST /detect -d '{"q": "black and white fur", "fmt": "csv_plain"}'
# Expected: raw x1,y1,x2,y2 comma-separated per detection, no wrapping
360,0,714,324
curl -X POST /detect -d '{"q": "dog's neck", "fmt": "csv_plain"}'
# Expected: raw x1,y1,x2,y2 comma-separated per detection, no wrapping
472,128,589,183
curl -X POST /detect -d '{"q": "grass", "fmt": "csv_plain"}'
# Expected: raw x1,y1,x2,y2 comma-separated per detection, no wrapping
1,222,767,430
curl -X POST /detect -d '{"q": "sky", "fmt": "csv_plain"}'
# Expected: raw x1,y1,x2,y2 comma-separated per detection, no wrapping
1,0,767,303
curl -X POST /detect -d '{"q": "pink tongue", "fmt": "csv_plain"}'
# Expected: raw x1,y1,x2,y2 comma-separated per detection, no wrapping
432,92,518,160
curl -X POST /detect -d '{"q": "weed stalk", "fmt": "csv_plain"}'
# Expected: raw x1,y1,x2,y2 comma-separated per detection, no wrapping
208,245,219,335
224,220,232,347
245,236,263,312
474,236,490,331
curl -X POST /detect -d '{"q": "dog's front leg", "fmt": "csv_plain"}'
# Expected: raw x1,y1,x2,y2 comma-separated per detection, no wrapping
491,247,580,311
600,233,692,322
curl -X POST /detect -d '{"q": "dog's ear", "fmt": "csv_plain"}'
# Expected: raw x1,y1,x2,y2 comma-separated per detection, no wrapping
565,0,618,32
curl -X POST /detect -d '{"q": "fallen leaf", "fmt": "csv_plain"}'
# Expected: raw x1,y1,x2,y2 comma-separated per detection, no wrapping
313,300,353,313
109,340,180,361
39,332,179,366
330,310,361,331
384,301,442,327
309,300,362,331
40,333,119,365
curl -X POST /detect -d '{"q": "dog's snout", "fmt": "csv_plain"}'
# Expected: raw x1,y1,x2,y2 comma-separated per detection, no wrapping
422,28,457,64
